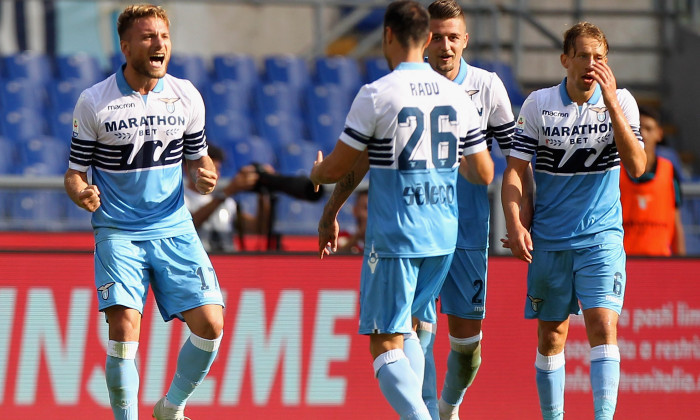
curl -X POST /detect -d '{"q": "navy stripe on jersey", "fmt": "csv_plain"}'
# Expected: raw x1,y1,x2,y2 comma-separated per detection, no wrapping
183,128,207,156
78,138,185,171
512,133,538,156
368,137,393,166
69,137,96,167
462,127,485,149
490,121,515,151
535,142,620,174
344,127,370,146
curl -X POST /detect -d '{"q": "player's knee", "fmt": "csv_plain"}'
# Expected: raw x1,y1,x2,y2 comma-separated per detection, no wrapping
449,333,482,360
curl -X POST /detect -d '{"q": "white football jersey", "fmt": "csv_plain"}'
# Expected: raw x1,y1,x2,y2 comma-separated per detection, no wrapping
340,62,486,258
69,68,208,242
510,79,643,249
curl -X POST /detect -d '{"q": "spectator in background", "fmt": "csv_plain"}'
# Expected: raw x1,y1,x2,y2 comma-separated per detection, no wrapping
336,187,368,254
619,105,686,256
184,144,273,252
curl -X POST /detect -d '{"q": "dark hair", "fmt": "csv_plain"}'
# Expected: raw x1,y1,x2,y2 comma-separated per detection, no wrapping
428,0,464,22
562,22,608,56
117,4,170,40
384,0,430,48
206,143,225,163
638,105,661,124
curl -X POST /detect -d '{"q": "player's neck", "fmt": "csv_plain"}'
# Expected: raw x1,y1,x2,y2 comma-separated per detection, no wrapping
123,65,160,95
565,80,595,106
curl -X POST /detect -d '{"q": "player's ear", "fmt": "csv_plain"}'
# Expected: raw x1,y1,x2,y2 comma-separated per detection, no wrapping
120,40,129,58
560,53,569,69
464,33,469,49
423,32,432,51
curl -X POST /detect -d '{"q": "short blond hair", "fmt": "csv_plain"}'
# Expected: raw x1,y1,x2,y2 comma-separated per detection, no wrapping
117,4,170,40
562,22,608,56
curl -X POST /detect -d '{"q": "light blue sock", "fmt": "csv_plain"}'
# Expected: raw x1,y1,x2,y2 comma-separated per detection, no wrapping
440,333,482,406
166,333,222,407
416,322,438,420
105,341,139,420
374,349,432,420
535,350,565,420
590,345,620,420
403,332,425,387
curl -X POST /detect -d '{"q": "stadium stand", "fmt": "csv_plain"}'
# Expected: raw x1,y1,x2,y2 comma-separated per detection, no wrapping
55,53,105,87
167,54,210,91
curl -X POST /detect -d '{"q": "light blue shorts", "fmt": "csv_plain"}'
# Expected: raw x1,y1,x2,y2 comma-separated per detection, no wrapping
440,248,487,320
525,243,626,321
358,253,453,335
94,232,224,322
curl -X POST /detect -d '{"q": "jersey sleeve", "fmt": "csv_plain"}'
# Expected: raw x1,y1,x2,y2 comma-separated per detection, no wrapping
68,90,98,172
339,85,376,151
460,97,487,157
510,93,540,162
183,81,208,160
487,74,516,155
617,88,644,147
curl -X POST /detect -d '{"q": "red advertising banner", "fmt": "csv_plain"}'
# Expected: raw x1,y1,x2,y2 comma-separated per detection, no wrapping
0,251,698,419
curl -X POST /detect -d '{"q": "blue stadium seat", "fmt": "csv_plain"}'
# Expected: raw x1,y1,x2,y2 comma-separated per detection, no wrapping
0,78,47,112
168,54,209,91
306,84,349,152
264,55,310,92
0,137,17,174
364,56,390,83
256,111,306,148
204,80,253,116
48,107,74,139
8,190,65,231
277,140,319,176
228,137,276,170
255,81,303,118
272,195,325,236
55,53,105,87
0,108,47,142
2,52,53,86
212,54,259,88
48,78,90,112
17,135,69,176
205,109,254,145
315,55,363,96
306,83,351,117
